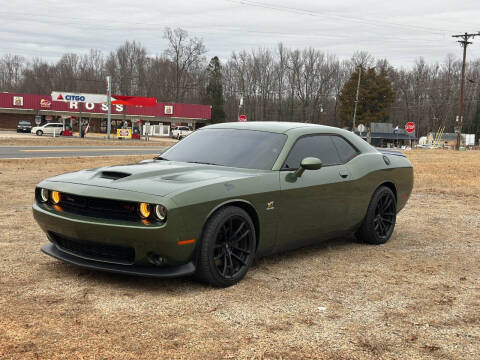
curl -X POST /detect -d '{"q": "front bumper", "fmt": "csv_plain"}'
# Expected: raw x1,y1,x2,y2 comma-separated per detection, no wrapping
42,244,195,277
33,198,197,274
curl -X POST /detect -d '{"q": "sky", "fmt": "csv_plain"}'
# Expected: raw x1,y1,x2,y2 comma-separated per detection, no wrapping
1,0,479,68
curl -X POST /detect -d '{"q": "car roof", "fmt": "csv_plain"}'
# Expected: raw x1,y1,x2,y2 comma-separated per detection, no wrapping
203,121,377,154
204,121,337,134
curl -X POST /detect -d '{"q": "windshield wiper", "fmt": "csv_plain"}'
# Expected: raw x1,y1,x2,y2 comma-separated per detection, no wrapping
153,156,169,161
187,161,222,166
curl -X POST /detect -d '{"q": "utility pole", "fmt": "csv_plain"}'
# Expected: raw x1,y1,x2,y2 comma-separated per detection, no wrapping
452,32,479,150
352,66,362,131
106,75,112,140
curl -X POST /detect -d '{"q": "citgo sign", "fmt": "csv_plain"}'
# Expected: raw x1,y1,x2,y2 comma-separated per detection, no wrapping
51,92,109,104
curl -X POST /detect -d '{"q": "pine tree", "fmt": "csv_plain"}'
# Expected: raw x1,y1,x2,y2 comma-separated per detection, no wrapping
338,67,395,128
204,56,226,123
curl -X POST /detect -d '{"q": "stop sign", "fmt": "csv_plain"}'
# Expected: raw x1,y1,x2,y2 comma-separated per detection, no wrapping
405,122,415,133
238,114,247,122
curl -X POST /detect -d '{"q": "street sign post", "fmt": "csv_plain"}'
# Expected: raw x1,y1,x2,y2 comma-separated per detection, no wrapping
405,122,415,133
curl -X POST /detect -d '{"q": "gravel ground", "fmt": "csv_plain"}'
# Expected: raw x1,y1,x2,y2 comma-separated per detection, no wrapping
0,151,479,359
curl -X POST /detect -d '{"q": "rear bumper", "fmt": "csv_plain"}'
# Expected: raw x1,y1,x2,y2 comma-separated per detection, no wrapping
42,243,196,278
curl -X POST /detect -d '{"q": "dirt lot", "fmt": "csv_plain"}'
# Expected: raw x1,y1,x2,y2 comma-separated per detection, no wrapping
0,150,479,359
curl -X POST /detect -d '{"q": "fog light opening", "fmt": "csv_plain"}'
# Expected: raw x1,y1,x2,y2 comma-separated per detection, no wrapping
147,252,166,266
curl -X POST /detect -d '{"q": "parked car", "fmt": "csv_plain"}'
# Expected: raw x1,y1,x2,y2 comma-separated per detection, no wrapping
31,123,64,136
17,120,32,133
33,122,413,287
171,126,193,139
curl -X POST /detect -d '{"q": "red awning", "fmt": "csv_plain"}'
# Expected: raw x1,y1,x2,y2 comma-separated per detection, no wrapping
112,95,157,107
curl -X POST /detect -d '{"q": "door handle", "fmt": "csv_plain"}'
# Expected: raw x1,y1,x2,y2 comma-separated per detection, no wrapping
339,170,349,178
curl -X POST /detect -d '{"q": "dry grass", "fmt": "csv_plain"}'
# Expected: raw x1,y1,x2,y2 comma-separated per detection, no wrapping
0,150,479,359
0,132,176,147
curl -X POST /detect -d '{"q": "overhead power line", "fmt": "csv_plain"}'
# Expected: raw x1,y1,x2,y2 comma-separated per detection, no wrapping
226,0,450,35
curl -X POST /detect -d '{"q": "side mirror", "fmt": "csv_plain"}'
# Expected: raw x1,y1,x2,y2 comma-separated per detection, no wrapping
300,157,322,171
288,157,322,181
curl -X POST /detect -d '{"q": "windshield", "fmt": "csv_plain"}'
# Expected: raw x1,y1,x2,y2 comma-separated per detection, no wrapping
161,128,287,170
18,121,30,125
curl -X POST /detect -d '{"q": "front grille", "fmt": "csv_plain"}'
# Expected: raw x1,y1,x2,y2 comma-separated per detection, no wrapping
59,193,139,221
50,232,135,264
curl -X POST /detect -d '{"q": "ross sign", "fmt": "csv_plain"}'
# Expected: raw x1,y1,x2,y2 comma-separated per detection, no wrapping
164,105,173,115
116,128,132,139
238,114,247,122
51,91,112,104
405,122,415,133
40,99,51,108
68,101,123,113
13,96,23,107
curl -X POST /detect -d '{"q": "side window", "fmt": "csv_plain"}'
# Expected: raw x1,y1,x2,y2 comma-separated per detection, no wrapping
283,135,341,169
331,136,359,163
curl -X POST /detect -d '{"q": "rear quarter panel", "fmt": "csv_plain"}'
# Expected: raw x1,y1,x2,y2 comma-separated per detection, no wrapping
345,152,413,228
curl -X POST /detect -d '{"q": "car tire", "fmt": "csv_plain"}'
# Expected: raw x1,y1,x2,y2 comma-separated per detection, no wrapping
196,206,256,287
36,130,43,136
60,131,64,136
356,186,396,245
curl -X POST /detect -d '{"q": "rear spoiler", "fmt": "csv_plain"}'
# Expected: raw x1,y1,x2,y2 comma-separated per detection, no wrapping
376,148,406,158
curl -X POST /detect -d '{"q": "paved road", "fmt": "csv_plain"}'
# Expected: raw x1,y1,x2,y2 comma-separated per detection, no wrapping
0,146,163,159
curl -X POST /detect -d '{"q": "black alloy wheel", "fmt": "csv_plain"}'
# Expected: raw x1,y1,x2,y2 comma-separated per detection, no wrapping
373,191,396,238
356,186,396,245
196,206,256,287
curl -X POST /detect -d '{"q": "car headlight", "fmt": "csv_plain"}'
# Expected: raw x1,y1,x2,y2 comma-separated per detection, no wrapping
39,188,49,202
154,205,167,221
51,191,61,204
139,202,151,218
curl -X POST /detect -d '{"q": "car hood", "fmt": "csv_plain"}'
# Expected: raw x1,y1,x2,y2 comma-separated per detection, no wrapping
44,160,263,196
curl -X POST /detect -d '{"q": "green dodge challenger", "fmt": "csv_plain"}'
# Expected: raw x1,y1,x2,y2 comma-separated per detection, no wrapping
33,122,413,287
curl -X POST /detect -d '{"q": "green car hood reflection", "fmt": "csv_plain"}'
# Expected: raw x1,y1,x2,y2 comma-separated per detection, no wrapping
46,160,261,197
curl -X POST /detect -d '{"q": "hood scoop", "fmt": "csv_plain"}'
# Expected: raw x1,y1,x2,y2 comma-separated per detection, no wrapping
99,171,131,180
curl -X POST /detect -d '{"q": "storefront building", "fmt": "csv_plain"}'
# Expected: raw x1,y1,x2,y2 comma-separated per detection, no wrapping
0,92,211,135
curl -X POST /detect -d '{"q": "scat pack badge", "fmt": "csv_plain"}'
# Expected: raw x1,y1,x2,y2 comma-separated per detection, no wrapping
266,201,275,211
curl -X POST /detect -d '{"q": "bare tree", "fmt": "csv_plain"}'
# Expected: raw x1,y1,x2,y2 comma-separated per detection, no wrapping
163,27,207,102
0,54,25,91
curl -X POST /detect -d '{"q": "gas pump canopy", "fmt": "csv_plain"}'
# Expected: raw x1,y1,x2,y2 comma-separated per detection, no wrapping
111,95,157,107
